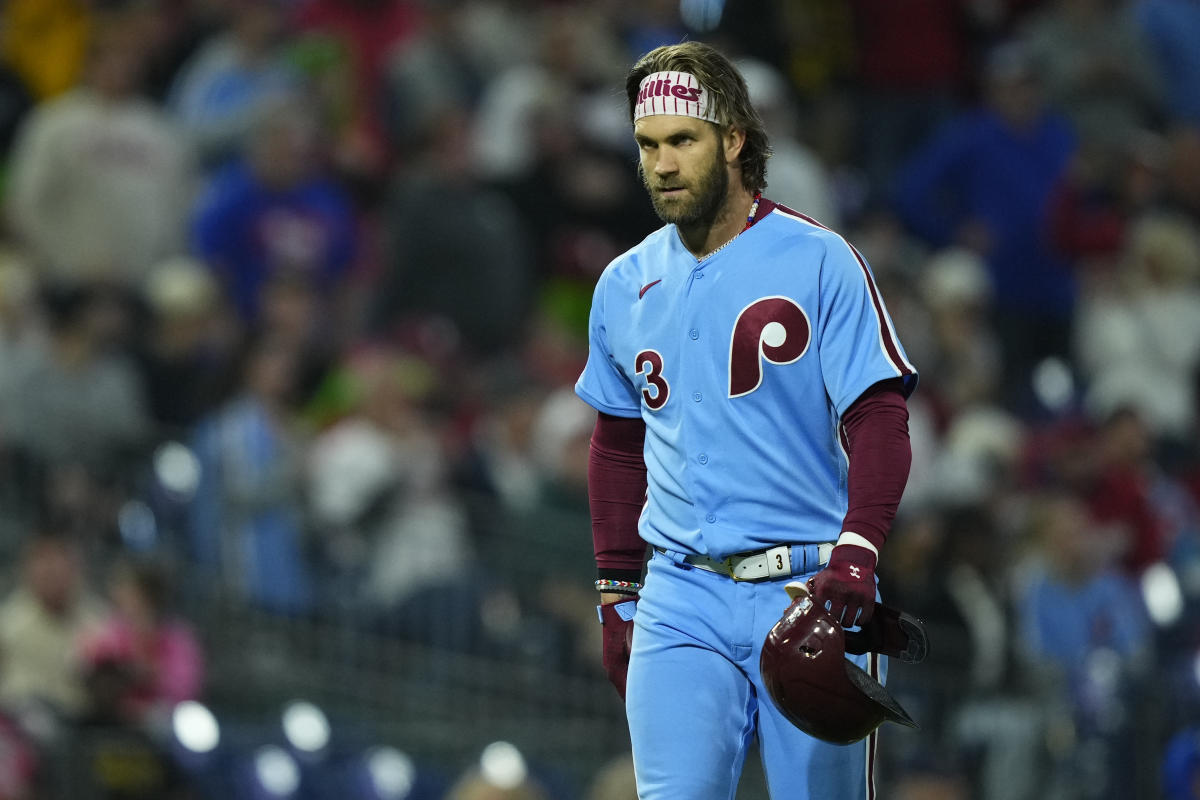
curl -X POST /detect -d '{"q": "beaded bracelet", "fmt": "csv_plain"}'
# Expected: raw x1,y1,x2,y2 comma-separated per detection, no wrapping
595,579,642,594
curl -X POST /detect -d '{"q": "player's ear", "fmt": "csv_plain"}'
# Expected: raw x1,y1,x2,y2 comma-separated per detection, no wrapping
722,125,746,165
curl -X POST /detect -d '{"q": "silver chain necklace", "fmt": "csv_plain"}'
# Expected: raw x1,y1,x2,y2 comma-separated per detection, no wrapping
697,194,761,262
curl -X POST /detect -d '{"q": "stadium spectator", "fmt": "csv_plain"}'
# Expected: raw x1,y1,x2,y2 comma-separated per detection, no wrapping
894,41,1076,404
78,559,204,723
5,12,194,287
167,0,299,169
134,256,238,433
1080,407,1172,575
368,106,533,356
1015,490,1151,677
187,336,315,615
306,348,476,639
916,247,1003,419
466,4,627,182
1013,489,1153,797
0,283,151,497
0,532,105,720
190,94,358,328
1074,212,1200,443
1046,128,1168,271
1017,0,1164,149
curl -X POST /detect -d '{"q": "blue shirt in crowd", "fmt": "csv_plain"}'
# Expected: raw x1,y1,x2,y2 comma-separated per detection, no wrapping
191,160,356,321
894,108,1077,317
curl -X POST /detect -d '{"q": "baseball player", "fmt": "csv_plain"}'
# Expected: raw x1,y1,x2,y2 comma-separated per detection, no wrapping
576,42,917,799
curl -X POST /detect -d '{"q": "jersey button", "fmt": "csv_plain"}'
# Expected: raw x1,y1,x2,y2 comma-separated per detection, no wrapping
692,392,702,402
698,454,709,465
689,329,699,340
705,513,716,523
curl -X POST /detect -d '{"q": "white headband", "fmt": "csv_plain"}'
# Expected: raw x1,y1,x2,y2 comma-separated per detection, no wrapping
633,71,720,124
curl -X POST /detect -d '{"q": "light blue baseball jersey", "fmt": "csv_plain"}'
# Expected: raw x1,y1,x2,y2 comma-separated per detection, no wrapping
575,199,916,559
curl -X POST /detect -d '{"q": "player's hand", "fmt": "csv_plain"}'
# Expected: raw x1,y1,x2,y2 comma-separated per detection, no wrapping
598,597,637,699
810,544,876,628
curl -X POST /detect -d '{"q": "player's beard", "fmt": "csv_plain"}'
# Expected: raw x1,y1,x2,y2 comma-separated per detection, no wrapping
642,145,729,229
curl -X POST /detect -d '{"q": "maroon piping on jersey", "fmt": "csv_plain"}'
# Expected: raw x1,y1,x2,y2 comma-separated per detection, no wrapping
763,200,915,384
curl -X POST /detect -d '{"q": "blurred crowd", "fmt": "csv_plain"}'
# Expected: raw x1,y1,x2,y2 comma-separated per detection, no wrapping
0,0,1198,798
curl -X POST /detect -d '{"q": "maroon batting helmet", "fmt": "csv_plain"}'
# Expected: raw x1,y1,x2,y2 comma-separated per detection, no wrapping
760,581,925,745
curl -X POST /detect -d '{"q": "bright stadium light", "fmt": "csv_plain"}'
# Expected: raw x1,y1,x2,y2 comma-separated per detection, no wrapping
282,700,331,754
255,745,301,797
1142,562,1184,627
479,741,527,789
117,500,158,552
172,701,220,754
1031,357,1075,413
366,746,416,800
154,441,202,498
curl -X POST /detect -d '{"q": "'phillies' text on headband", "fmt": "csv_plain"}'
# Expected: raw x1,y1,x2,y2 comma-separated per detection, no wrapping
634,71,720,124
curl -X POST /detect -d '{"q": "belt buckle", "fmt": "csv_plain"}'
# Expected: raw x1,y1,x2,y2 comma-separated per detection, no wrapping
723,556,743,581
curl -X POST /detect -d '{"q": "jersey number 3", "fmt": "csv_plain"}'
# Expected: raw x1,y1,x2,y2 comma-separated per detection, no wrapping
635,349,669,410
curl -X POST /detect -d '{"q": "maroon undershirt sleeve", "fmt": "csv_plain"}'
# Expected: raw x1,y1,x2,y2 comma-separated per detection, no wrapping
839,378,912,555
588,412,650,582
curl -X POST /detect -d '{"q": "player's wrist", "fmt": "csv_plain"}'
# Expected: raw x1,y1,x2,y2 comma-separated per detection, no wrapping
596,566,643,597
595,578,642,596
834,532,879,566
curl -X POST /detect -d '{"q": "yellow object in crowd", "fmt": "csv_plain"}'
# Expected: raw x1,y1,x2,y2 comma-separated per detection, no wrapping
1,0,91,98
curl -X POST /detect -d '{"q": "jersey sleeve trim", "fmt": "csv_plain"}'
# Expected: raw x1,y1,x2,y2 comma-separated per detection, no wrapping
832,367,918,420
769,206,919,404
844,239,917,384
574,384,643,418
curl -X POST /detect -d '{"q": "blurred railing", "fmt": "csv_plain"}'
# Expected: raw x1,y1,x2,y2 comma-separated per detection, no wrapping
176,491,634,792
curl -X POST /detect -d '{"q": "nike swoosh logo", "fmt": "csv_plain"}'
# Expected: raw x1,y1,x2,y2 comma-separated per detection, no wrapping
639,279,662,299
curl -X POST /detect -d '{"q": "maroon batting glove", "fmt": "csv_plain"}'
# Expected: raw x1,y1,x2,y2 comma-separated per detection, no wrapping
598,598,637,699
810,544,877,628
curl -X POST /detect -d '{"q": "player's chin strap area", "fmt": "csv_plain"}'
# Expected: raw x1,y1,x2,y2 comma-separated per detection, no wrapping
654,543,835,582
783,579,929,665
843,602,929,664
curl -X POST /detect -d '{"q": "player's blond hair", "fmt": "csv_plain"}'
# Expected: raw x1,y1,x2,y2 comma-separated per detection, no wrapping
626,41,772,194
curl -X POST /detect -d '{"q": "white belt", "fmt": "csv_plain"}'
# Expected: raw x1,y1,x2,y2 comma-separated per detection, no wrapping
657,543,835,582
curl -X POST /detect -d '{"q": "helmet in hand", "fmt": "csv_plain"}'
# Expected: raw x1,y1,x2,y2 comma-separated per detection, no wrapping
760,581,923,745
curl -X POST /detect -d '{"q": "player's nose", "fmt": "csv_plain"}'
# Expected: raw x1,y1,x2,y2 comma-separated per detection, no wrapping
653,149,678,175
